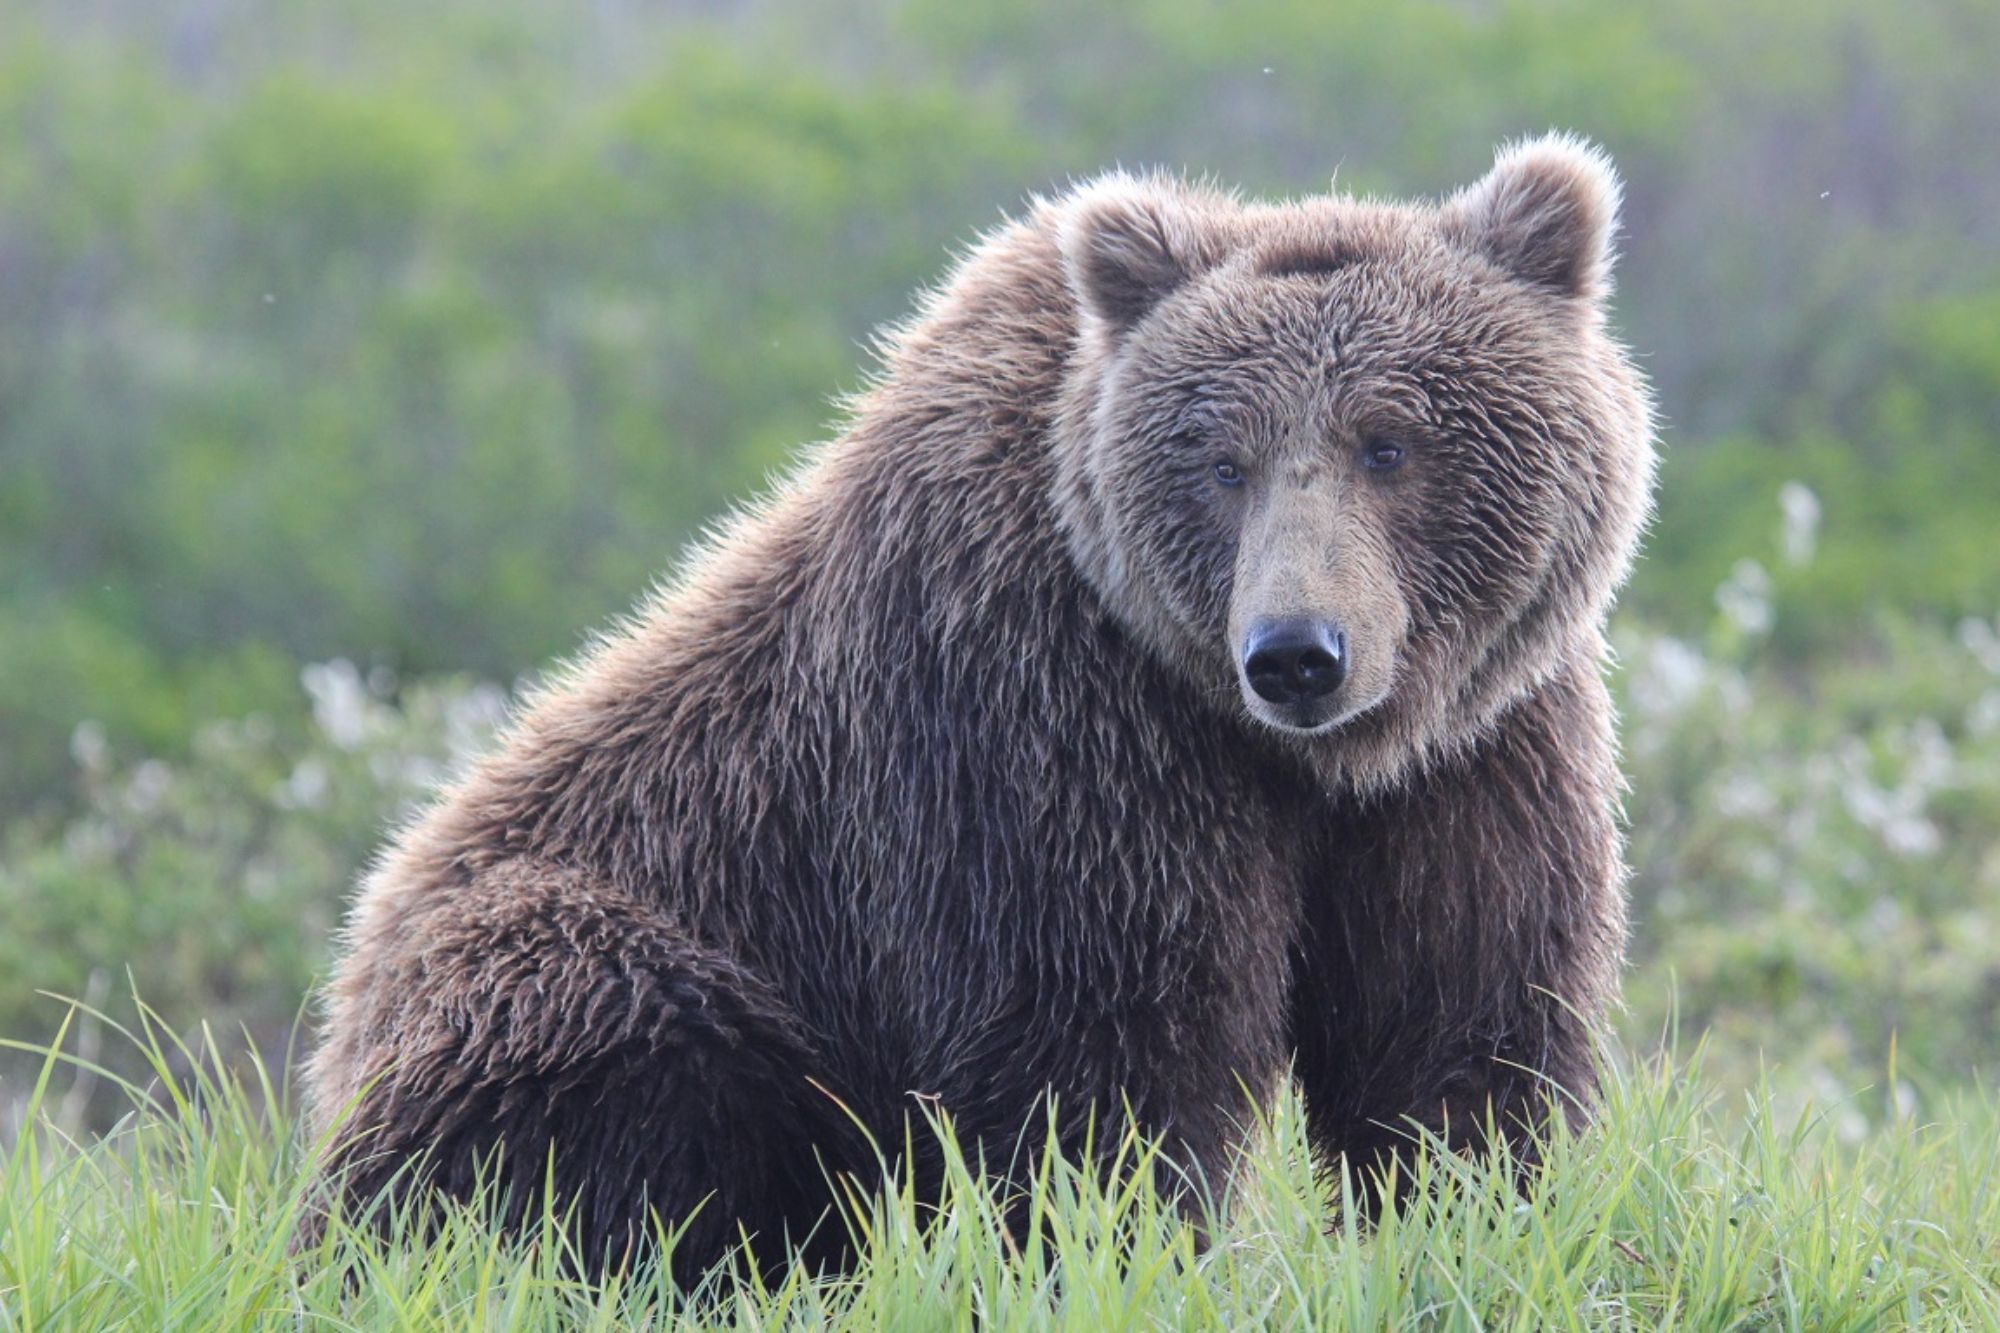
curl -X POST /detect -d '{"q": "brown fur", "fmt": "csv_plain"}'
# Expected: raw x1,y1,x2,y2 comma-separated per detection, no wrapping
306,134,1655,1280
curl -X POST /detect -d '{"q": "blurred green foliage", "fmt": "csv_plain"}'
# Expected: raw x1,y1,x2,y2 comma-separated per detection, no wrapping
0,665,510,1089
1617,607,2000,1098
4,0,1997,813
3,1,1999,1116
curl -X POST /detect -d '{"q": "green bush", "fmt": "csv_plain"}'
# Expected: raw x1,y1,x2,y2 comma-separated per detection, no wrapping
1619,617,2000,1095
0,663,506,1113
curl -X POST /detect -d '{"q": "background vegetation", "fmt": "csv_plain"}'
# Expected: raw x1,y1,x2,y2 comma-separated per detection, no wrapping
3,0,1998,1311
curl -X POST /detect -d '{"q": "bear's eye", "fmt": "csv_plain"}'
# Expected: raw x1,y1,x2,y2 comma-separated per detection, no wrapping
1361,439,1407,472
1212,459,1245,487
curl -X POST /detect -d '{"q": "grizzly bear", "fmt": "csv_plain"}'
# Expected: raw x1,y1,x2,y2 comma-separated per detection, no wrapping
307,133,1655,1281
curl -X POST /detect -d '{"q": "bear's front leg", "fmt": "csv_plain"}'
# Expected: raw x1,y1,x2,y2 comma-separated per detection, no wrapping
1289,656,1626,1195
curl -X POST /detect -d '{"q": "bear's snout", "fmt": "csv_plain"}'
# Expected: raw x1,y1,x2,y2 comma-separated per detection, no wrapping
1241,617,1348,724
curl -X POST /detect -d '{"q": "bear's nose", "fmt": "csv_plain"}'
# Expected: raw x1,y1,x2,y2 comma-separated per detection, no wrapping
1242,618,1348,706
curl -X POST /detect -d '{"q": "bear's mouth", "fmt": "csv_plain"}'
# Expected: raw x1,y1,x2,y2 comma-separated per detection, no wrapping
1248,688,1344,732
1241,694,1350,736
1235,675,1393,738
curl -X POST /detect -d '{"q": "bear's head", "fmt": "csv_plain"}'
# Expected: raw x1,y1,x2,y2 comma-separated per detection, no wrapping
1050,134,1656,785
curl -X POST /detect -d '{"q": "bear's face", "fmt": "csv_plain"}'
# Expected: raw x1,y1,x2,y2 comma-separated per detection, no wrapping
1052,137,1654,781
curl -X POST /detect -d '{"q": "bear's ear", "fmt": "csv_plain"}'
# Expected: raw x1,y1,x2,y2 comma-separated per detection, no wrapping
1441,133,1622,305
1058,174,1218,337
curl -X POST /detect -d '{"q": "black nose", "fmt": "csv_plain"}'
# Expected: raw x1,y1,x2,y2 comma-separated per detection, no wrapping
1242,618,1348,706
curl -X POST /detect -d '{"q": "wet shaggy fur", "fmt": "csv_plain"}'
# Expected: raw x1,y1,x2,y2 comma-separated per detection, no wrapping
307,134,1656,1280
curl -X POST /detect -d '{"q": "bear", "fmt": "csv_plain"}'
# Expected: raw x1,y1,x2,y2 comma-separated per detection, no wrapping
306,132,1656,1283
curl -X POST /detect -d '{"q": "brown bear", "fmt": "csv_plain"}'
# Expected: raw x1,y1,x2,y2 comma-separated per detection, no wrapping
307,133,1655,1281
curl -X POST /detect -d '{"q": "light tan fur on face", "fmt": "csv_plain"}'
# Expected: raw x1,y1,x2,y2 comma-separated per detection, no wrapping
1228,455,1409,735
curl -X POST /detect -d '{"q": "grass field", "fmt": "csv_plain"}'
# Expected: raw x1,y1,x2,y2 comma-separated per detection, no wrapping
4,1005,1997,1329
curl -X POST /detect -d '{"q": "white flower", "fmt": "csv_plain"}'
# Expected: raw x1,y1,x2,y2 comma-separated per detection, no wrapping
1626,635,1708,718
1777,481,1821,567
70,719,109,773
1716,559,1774,636
1969,690,2000,735
1714,771,1777,819
303,659,373,750
1959,617,2000,676
279,757,330,811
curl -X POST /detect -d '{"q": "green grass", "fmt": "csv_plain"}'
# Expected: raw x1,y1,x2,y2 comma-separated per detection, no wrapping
4,1006,1998,1329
